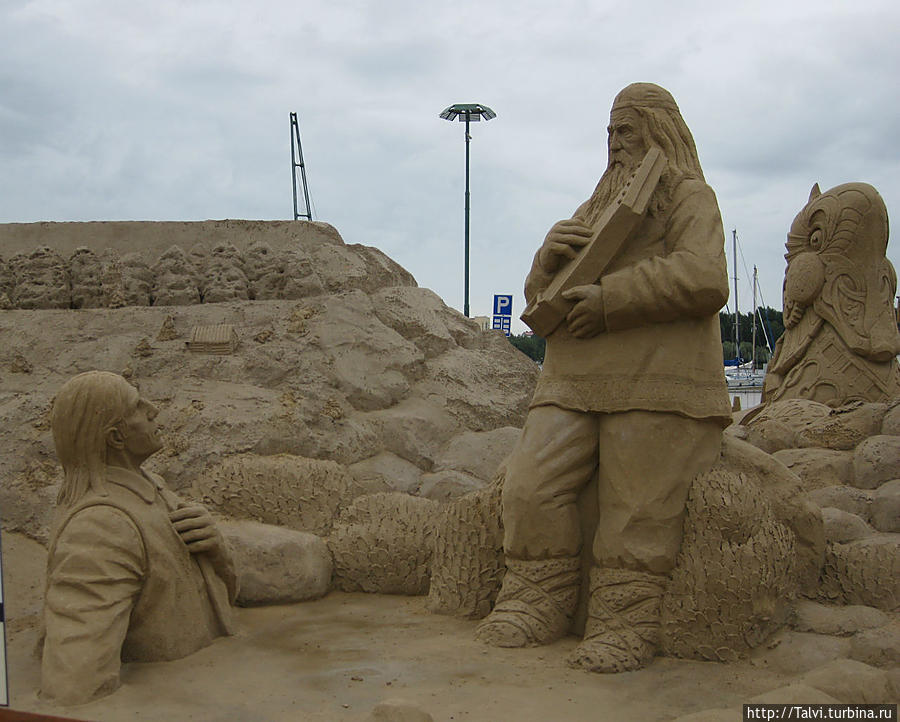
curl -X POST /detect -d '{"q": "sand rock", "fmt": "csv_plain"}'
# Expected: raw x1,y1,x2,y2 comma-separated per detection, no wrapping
0,255,14,298
202,244,250,303
806,485,873,520
151,245,201,306
791,600,889,636
366,398,460,471
417,469,485,500
8,247,70,309
366,698,434,722
723,422,749,442
870,479,900,532
120,251,154,306
821,507,875,543
746,399,832,437
748,683,840,704
371,286,476,359
772,448,852,490
310,242,414,295
189,243,209,277
796,402,888,450
818,535,900,610
68,247,105,308
882,400,900,435
852,435,900,489
220,520,331,605
0,458,61,545
749,631,852,675
428,475,504,619
310,291,424,411
431,427,520,482
798,659,893,704
348,451,423,494
96,248,127,308
328,493,436,595
672,710,741,722
349,243,417,292
279,247,325,299
850,622,900,667
156,315,178,341
10,353,32,373
244,241,283,300
415,345,539,431
745,419,797,453
194,453,368,536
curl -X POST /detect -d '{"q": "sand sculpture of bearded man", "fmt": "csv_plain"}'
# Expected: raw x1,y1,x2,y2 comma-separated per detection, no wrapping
41,371,237,705
476,83,733,672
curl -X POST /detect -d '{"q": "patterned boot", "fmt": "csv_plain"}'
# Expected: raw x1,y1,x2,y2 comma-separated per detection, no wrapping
567,567,666,673
475,556,580,648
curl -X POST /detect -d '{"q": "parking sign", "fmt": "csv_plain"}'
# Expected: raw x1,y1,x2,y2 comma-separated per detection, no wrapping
493,295,513,317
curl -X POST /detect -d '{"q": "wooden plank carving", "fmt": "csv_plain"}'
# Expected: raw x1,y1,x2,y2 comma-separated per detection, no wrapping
186,324,239,354
520,147,666,338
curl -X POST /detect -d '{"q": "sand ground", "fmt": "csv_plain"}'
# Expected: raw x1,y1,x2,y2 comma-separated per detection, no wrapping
1,532,802,722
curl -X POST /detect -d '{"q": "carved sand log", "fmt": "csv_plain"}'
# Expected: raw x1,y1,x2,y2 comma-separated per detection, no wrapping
193,453,369,537
659,464,797,661
327,492,436,595
817,538,899,611
426,473,505,618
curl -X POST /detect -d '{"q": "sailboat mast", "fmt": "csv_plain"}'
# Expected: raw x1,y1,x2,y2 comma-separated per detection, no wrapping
752,265,758,370
732,229,740,361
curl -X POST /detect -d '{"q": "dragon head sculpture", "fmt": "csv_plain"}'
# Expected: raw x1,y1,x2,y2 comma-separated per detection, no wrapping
784,182,899,361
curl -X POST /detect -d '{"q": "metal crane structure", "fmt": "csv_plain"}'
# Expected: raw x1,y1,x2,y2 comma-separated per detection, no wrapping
290,112,313,221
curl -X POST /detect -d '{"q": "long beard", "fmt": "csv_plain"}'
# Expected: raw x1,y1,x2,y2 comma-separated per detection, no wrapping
576,155,672,227
577,160,638,227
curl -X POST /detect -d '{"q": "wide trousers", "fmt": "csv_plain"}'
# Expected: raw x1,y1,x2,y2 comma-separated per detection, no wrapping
502,405,722,574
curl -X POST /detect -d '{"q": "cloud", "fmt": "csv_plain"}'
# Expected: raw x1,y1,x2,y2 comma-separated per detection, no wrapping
1,0,898,325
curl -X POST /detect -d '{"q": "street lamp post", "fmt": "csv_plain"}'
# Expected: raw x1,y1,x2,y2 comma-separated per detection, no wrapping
440,103,496,318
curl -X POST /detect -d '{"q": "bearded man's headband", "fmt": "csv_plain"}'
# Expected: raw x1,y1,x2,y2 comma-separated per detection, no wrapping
612,83,680,113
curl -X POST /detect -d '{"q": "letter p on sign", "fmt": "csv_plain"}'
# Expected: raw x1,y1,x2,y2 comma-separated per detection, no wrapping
493,295,513,316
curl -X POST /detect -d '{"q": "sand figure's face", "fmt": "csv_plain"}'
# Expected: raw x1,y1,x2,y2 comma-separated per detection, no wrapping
116,397,163,464
785,182,900,360
607,108,647,173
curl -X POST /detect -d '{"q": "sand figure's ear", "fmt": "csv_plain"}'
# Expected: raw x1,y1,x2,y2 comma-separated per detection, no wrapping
808,183,821,203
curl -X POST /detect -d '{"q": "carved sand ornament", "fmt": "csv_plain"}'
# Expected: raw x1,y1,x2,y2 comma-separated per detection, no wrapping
764,182,900,406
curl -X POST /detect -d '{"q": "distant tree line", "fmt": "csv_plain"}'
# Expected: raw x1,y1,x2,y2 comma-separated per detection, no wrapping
720,307,784,364
507,307,786,367
508,333,546,363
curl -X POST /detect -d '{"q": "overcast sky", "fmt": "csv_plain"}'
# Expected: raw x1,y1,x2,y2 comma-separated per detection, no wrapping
2,0,899,336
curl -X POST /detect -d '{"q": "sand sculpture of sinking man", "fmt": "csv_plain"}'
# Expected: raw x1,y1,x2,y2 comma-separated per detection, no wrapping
41,371,237,705
476,83,733,672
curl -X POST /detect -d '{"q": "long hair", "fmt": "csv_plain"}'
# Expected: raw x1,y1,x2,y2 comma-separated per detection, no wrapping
578,103,705,226
51,371,140,507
